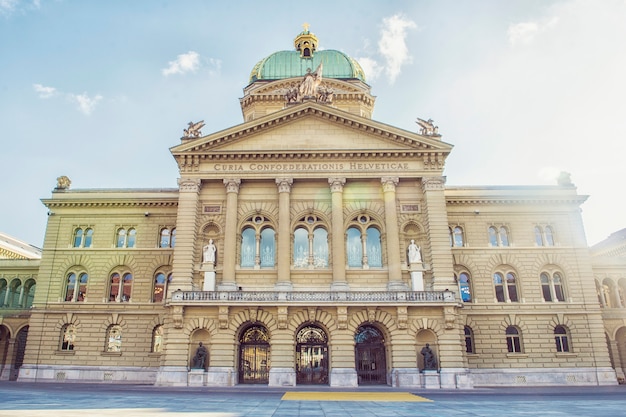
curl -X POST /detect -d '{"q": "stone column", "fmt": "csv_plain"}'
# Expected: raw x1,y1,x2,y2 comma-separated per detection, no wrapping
381,177,406,291
220,179,241,291
275,178,293,291
421,177,456,291
329,178,348,291
170,178,201,293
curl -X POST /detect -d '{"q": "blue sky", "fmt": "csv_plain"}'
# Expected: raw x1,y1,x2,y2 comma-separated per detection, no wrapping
1,0,625,247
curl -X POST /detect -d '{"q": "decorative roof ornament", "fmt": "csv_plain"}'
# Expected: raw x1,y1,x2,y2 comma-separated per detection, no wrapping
416,117,440,136
55,175,71,190
294,22,318,58
183,120,205,139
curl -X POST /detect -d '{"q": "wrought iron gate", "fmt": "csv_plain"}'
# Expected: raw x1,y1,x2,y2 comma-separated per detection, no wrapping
296,325,328,384
239,325,270,384
355,325,387,385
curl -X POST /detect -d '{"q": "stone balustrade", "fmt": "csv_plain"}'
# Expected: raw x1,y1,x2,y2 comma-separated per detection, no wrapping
170,290,455,304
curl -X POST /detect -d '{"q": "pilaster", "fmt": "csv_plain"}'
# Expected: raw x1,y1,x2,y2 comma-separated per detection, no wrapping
421,177,455,291
170,178,201,292
275,178,293,291
220,179,241,291
381,177,406,290
329,178,348,291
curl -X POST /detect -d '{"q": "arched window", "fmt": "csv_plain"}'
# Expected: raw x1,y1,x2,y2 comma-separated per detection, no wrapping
554,325,570,352
65,273,77,302
171,228,176,247
457,272,472,302
292,214,329,269
541,271,566,302
116,227,136,248
346,227,362,267
505,326,522,353
241,227,256,267
535,225,555,247
366,227,382,267
534,226,544,246
109,271,132,302
106,325,122,352
116,229,126,248
494,270,519,302
73,228,83,248
488,226,498,246
0,279,7,306
544,226,555,246
260,228,275,267
23,279,36,308
464,326,475,353
153,272,167,303
451,226,464,247
84,228,93,248
152,325,164,353
8,279,22,307
60,324,76,351
489,226,510,246
346,214,383,268
240,215,275,268
160,228,171,248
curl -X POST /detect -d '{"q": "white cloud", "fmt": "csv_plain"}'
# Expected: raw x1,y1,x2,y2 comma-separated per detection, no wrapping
206,57,222,77
378,14,416,83
69,92,103,115
33,83,57,98
508,17,559,46
162,51,200,76
0,0,40,16
355,56,382,82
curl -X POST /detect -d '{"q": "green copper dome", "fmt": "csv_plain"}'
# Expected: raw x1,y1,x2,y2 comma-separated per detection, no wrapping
249,49,366,83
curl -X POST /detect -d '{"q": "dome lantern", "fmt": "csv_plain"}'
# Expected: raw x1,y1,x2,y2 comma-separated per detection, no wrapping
294,22,318,58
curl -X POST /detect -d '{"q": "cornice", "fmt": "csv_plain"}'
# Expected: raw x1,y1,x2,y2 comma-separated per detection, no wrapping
42,200,179,209
446,196,588,205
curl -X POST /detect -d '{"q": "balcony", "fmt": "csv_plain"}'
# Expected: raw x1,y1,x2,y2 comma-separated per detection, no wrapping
170,290,456,305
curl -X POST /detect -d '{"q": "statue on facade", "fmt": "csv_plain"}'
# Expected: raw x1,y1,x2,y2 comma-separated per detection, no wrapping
317,85,334,103
183,120,205,139
421,343,437,370
203,239,216,263
299,63,323,98
192,342,208,370
55,175,71,190
416,117,439,136
407,239,421,265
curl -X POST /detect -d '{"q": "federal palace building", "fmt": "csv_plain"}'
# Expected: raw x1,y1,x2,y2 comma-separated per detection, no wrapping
1,28,626,389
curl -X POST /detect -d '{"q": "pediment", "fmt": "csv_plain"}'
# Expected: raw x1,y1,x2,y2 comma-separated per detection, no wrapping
171,102,452,157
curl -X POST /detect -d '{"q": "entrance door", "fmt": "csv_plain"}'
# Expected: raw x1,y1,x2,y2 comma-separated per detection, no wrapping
239,325,270,384
296,325,328,384
355,325,387,385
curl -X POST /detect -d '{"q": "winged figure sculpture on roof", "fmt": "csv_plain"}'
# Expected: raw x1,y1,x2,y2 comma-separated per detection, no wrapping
183,120,205,139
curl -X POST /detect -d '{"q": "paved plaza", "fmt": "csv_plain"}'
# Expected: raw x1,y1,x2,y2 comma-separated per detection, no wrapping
1,382,626,416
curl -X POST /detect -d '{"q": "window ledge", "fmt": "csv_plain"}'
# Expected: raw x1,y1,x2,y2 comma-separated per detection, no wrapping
506,353,528,358
101,351,122,357
55,350,76,355
556,352,577,358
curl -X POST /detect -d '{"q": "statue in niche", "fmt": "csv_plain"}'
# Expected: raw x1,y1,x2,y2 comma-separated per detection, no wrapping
407,239,421,265
203,239,216,263
191,342,208,370
421,343,437,370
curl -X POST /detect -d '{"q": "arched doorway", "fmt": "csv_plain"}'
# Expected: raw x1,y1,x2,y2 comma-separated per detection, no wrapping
0,325,10,380
10,326,28,381
238,325,270,384
354,324,387,385
296,325,328,384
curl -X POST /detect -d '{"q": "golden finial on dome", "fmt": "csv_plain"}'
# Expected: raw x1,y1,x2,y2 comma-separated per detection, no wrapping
294,24,318,58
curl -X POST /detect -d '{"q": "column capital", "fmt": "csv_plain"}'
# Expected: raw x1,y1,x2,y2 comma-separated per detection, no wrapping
223,178,241,193
328,177,346,192
178,178,201,193
275,177,294,193
421,176,446,191
381,177,399,192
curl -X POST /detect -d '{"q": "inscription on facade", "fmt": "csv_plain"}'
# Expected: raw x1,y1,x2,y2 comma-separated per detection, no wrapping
212,162,411,172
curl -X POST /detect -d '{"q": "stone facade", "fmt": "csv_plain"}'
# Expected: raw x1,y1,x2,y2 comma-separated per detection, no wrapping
0,29,619,388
